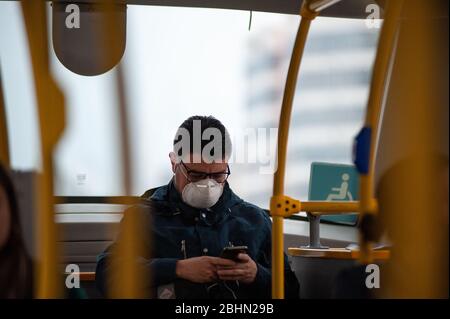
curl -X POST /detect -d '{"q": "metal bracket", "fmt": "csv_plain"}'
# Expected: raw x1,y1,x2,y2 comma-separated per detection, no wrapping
304,213,328,249
270,195,301,217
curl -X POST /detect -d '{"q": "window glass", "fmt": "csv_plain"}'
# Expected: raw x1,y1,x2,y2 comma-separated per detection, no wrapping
0,3,380,211
0,2,41,171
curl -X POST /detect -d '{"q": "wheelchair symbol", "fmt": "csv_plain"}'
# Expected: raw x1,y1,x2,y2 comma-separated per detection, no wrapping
326,173,353,201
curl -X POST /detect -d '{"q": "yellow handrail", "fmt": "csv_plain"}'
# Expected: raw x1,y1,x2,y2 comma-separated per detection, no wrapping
270,0,344,299
109,64,147,298
98,1,147,298
358,0,403,264
20,0,66,298
302,201,361,215
376,0,448,297
271,195,361,217
271,9,314,301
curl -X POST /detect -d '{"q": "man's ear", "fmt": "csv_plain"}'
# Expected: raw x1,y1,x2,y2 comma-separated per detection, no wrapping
169,152,177,173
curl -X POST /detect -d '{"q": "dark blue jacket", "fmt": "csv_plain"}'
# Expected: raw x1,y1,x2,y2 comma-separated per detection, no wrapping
96,180,299,299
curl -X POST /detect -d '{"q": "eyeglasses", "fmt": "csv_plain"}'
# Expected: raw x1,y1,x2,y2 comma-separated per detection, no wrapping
179,160,230,183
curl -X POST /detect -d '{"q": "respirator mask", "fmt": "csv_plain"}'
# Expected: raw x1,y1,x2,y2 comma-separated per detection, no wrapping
181,178,224,209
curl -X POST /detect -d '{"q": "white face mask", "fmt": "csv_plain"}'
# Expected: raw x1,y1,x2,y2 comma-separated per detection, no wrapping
181,178,224,209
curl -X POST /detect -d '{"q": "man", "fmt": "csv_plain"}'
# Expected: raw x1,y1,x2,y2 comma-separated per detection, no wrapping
96,115,299,298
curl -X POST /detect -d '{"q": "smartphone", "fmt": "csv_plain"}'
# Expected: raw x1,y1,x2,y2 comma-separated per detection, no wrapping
220,246,248,261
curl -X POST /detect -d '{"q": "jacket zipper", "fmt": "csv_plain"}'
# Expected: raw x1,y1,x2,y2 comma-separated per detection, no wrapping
181,240,187,259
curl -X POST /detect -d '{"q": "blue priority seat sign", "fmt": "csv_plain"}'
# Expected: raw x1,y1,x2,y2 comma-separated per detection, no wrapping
308,162,359,225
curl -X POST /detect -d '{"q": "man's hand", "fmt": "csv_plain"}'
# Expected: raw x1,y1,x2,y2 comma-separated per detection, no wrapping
176,256,237,283
217,253,257,284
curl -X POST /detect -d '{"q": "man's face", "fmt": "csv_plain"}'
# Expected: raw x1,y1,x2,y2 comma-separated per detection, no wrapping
169,152,229,195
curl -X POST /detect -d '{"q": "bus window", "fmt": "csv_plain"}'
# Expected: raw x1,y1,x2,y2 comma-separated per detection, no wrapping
0,3,379,215
0,2,41,172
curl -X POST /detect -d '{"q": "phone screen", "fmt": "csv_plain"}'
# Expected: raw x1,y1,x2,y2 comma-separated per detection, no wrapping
220,246,248,260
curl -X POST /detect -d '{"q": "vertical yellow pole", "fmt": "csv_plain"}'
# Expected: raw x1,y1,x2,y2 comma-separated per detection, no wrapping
377,0,449,298
97,2,147,299
20,0,65,298
109,63,147,298
358,0,403,264
271,3,317,299
0,73,10,167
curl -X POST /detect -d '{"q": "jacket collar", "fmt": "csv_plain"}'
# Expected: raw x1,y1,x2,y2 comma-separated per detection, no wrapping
150,179,243,225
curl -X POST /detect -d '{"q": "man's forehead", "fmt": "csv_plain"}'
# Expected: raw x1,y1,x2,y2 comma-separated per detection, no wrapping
177,153,228,165
179,154,228,171
183,161,228,170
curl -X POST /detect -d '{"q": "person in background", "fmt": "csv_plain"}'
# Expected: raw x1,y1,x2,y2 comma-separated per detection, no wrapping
0,163,33,298
96,115,300,298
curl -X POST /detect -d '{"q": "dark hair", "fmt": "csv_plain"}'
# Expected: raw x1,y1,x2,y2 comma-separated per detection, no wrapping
0,164,33,298
173,115,232,162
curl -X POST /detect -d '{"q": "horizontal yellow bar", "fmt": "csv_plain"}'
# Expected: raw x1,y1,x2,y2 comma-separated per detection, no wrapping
301,201,359,213
270,197,364,217
308,211,358,217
